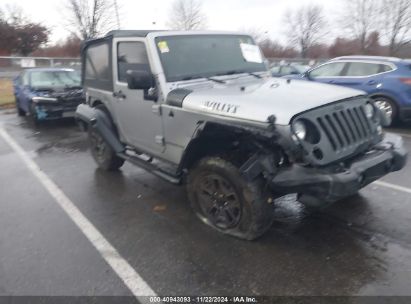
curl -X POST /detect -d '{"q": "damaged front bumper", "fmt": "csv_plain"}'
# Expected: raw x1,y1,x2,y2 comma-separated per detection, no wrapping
33,99,81,120
270,133,407,206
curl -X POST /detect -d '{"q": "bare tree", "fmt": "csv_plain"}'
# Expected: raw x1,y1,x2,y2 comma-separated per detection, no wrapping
283,5,327,58
379,0,411,55
65,0,117,40
167,0,207,30
340,0,379,54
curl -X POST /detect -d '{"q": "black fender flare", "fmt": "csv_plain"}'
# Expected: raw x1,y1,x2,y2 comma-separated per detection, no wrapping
75,104,125,154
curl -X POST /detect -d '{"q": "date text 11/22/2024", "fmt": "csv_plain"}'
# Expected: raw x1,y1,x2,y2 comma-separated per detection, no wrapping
149,296,257,303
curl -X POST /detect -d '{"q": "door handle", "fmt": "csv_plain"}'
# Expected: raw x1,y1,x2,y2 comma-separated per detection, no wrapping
328,80,335,84
113,90,127,99
367,80,377,85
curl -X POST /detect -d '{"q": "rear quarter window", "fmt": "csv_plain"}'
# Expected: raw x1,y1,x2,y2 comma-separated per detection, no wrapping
85,43,110,81
345,62,380,76
83,41,113,91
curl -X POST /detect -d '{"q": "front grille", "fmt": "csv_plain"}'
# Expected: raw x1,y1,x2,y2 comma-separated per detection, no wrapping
316,105,374,153
293,97,379,166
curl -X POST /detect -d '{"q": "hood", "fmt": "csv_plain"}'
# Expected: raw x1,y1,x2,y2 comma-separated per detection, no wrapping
180,78,365,125
32,87,83,99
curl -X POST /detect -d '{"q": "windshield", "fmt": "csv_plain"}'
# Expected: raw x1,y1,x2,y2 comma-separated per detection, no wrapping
155,35,267,82
30,70,81,88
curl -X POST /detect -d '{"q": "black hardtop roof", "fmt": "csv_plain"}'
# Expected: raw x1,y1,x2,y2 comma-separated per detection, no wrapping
82,30,165,48
105,30,165,38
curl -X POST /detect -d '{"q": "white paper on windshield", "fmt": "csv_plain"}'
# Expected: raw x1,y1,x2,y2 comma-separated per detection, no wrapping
240,43,263,63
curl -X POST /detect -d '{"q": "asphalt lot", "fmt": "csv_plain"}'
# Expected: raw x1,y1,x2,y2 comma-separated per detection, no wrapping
0,108,411,298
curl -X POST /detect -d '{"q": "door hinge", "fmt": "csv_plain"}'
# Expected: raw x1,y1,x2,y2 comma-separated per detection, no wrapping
155,135,165,146
152,105,162,116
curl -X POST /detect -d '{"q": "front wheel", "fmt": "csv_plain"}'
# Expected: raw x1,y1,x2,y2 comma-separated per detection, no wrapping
15,97,26,116
187,157,274,240
373,97,397,126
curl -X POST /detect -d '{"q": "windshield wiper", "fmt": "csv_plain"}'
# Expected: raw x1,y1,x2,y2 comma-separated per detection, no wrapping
206,77,226,84
248,72,263,79
65,85,82,90
181,75,226,84
217,70,263,79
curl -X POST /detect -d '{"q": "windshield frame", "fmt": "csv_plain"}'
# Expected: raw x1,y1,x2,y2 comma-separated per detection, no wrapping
154,34,267,83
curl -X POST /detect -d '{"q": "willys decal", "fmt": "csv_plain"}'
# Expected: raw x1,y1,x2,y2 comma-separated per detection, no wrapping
203,101,239,114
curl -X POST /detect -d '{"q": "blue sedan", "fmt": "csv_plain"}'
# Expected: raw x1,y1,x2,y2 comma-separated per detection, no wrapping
287,56,411,126
13,68,84,123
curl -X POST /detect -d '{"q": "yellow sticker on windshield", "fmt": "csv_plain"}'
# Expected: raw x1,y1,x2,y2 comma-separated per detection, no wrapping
157,41,170,53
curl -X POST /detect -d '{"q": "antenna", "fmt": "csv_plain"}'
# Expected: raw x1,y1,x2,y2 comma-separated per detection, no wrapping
114,0,120,29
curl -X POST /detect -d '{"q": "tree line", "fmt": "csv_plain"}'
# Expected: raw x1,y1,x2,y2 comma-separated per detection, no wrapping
1,0,410,58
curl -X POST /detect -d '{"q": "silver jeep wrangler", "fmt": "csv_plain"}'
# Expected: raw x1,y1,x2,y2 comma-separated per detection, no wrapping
76,30,407,240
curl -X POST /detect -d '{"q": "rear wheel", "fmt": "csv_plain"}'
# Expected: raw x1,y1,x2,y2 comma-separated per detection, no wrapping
88,106,124,171
373,97,397,126
187,157,274,240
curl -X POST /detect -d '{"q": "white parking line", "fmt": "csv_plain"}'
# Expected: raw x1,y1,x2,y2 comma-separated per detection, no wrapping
374,180,411,195
0,127,157,301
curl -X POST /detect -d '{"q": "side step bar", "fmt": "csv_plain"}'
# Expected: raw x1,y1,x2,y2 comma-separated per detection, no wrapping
76,104,181,185
117,153,182,185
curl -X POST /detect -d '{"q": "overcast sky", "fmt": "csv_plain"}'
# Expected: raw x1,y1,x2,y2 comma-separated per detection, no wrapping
3,0,343,44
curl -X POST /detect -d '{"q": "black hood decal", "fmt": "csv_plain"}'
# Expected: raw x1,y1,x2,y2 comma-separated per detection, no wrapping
166,88,192,107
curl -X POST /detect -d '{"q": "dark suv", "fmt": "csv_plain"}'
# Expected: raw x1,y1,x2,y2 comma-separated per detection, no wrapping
289,56,411,126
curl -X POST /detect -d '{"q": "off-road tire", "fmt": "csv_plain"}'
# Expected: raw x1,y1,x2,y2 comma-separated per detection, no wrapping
88,106,125,171
187,157,274,240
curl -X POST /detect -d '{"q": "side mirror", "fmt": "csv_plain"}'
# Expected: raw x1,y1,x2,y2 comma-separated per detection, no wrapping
126,70,154,90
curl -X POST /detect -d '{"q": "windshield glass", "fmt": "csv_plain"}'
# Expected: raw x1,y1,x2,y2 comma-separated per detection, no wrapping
155,35,267,82
30,70,81,88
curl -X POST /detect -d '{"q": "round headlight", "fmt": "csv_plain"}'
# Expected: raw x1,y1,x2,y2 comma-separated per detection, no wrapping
293,120,307,140
365,103,375,119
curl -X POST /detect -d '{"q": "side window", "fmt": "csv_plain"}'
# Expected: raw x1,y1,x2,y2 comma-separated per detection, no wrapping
85,43,110,81
309,62,346,78
379,64,394,73
345,62,381,76
117,42,149,82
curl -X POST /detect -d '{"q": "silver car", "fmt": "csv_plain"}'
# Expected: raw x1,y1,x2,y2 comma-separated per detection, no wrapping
76,30,407,240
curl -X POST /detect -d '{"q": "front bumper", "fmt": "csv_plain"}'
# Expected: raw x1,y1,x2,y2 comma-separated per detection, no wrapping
33,100,81,120
270,133,407,205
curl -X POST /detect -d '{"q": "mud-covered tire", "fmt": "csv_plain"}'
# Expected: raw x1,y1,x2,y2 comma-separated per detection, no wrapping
187,157,274,240
88,106,124,171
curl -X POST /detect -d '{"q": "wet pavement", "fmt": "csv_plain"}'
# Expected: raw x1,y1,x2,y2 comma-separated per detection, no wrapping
0,108,411,297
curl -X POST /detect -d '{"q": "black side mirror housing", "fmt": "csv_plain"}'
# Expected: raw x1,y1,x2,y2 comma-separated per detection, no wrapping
126,70,154,90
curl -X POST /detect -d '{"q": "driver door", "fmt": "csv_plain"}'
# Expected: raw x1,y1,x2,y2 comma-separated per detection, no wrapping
112,38,164,155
